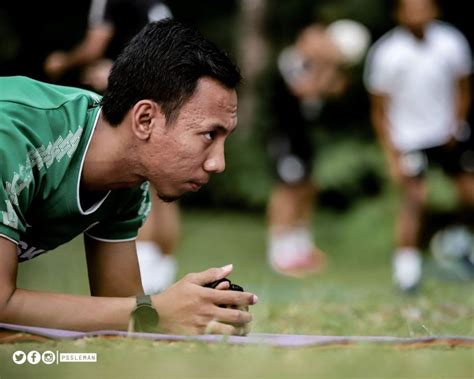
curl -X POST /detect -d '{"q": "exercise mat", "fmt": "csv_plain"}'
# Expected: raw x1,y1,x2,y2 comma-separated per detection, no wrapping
1,323,472,348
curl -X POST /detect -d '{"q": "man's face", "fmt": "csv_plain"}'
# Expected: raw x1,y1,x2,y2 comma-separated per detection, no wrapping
144,77,238,202
288,25,348,99
396,0,438,35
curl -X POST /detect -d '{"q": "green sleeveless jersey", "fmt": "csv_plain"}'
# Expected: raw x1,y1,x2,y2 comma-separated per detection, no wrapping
0,76,151,262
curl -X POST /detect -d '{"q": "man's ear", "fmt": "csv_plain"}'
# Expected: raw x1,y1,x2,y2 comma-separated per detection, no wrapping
131,100,165,140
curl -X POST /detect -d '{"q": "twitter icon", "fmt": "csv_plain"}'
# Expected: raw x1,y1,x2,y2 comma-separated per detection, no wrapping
12,350,26,365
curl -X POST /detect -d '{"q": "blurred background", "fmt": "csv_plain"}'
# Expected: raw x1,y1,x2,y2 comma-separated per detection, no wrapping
0,0,471,211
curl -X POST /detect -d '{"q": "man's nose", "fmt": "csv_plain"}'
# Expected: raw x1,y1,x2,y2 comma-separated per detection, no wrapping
204,145,226,174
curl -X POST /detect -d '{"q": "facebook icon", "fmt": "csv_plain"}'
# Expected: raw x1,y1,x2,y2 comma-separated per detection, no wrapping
27,350,41,365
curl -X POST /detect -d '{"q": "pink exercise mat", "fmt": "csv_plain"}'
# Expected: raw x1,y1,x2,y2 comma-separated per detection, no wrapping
1,323,472,348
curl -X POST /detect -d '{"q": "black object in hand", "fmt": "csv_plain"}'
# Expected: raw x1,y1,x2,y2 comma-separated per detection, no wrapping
205,278,248,311
205,278,244,292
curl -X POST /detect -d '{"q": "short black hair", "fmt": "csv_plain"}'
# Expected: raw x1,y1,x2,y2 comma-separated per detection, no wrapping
101,19,241,125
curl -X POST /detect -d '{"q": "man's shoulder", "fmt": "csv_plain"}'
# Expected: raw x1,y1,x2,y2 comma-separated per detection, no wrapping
429,21,470,49
0,76,101,160
371,27,406,52
430,21,464,36
0,76,102,110
366,28,403,67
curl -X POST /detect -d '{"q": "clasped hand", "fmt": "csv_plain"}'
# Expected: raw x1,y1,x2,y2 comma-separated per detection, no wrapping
151,264,258,335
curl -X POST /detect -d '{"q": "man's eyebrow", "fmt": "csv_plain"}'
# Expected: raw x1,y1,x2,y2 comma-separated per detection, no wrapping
210,124,236,135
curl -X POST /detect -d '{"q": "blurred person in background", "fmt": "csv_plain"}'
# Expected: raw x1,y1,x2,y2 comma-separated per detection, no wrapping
44,0,173,92
43,0,179,294
364,0,473,292
265,19,371,277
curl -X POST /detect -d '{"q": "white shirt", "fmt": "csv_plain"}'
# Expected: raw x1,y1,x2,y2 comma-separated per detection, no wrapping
364,21,472,151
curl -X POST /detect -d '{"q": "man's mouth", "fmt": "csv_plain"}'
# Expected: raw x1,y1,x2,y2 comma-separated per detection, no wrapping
189,180,207,191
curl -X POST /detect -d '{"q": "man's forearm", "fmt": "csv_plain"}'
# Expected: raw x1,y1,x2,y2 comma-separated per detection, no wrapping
371,113,394,156
1,288,135,331
369,94,396,154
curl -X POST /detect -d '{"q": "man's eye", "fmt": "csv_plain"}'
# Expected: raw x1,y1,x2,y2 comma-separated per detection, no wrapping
204,131,216,141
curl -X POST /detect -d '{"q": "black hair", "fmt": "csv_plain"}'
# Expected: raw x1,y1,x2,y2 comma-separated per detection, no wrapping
101,19,241,125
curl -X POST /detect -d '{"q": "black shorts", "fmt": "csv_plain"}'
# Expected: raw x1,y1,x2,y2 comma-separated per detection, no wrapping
267,121,316,184
266,75,320,184
399,131,474,178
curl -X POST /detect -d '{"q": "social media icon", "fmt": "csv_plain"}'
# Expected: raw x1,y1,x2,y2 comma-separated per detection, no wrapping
12,350,26,365
42,351,56,365
27,350,41,365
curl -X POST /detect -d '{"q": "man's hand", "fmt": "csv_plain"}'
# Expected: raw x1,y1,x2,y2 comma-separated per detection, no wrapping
151,264,258,336
44,51,69,81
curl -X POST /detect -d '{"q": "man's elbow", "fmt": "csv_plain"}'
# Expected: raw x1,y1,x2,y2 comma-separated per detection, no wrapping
0,286,17,323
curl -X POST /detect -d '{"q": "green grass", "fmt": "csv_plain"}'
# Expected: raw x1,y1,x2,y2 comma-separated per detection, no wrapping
1,187,474,379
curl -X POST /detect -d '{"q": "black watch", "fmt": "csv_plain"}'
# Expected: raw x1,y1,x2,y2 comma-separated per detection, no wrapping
130,295,159,333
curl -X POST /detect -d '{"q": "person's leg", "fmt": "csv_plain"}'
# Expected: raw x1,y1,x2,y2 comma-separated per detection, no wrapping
393,177,427,291
454,173,474,207
268,180,315,228
267,179,326,277
136,188,180,294
431,149,474,274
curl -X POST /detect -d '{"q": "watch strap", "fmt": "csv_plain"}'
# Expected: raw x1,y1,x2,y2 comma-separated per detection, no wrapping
129,295,159,333
136,294,153,307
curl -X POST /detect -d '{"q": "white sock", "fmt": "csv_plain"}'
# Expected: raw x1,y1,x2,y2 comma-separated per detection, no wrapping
393,247,422,291
136,241,177,295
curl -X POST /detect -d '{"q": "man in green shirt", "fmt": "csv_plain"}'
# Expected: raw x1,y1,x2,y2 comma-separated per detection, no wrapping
0,19,257,335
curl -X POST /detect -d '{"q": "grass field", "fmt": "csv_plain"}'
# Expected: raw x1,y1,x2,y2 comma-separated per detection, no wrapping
1,185,473,379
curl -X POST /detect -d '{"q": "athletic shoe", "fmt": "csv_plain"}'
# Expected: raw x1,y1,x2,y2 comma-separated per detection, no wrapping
431,225,474,280
267,227,326,277
270,247,326,278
